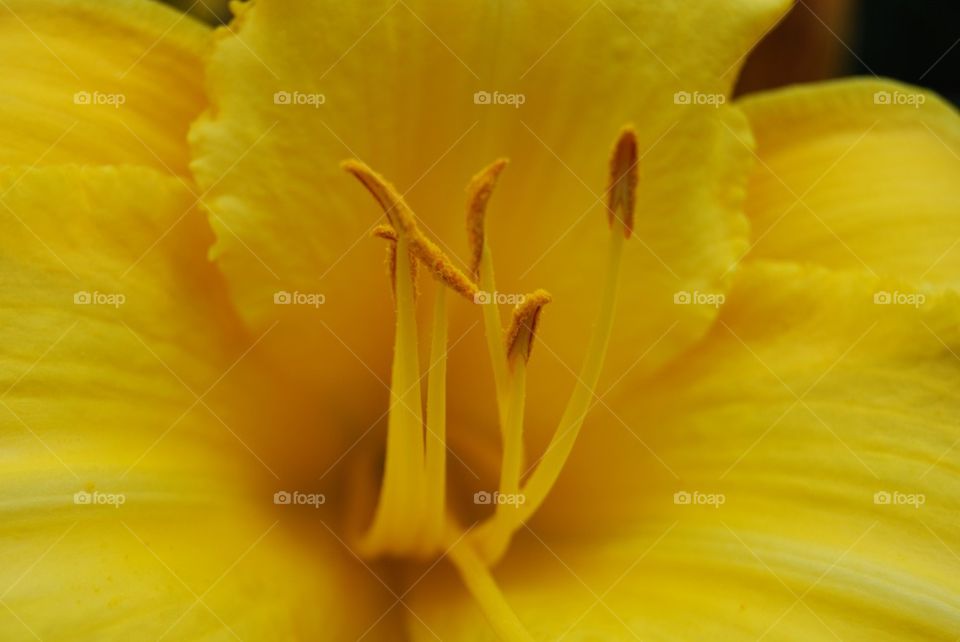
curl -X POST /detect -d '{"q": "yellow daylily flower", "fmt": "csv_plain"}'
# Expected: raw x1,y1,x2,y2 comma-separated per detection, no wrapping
2,1,959,641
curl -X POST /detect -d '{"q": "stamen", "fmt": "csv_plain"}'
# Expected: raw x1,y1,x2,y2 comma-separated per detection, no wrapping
504,290,552,369
472,292,551,562
373,225,418,300
607,126,639,238
421,285,449,554
466,158,509,280
351,202,427,556
372,224,397,241
342,160,416,234
465,160,512,426
344,160,478,300
411,234,477,301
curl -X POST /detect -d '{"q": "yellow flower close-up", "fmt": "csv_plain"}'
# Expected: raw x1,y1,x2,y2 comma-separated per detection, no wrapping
1,0,959,640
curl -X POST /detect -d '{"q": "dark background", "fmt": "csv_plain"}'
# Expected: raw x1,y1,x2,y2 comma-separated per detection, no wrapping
737,0,959,104
853,0,959,104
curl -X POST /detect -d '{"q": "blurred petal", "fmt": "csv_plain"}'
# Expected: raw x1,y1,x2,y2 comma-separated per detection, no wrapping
738,79,960,288
0,166,393,639
411,262,960,639
0,0,209,174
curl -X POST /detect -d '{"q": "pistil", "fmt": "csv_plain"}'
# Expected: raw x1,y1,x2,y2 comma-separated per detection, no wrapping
466,160,511,427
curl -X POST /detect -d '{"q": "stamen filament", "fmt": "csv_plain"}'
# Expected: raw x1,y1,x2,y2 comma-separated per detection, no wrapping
478,246,509,427
475,291,552,561
421,285,449,553
447,526,535,642
360,234,427,555
519,229,623,520
496,352,526,527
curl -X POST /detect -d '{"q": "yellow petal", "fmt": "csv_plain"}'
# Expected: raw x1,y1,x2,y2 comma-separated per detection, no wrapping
0,0,209,174
190,0,788,441
739,79,960,287
0,166,393,639
410,262,960,639
2,477,400,640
